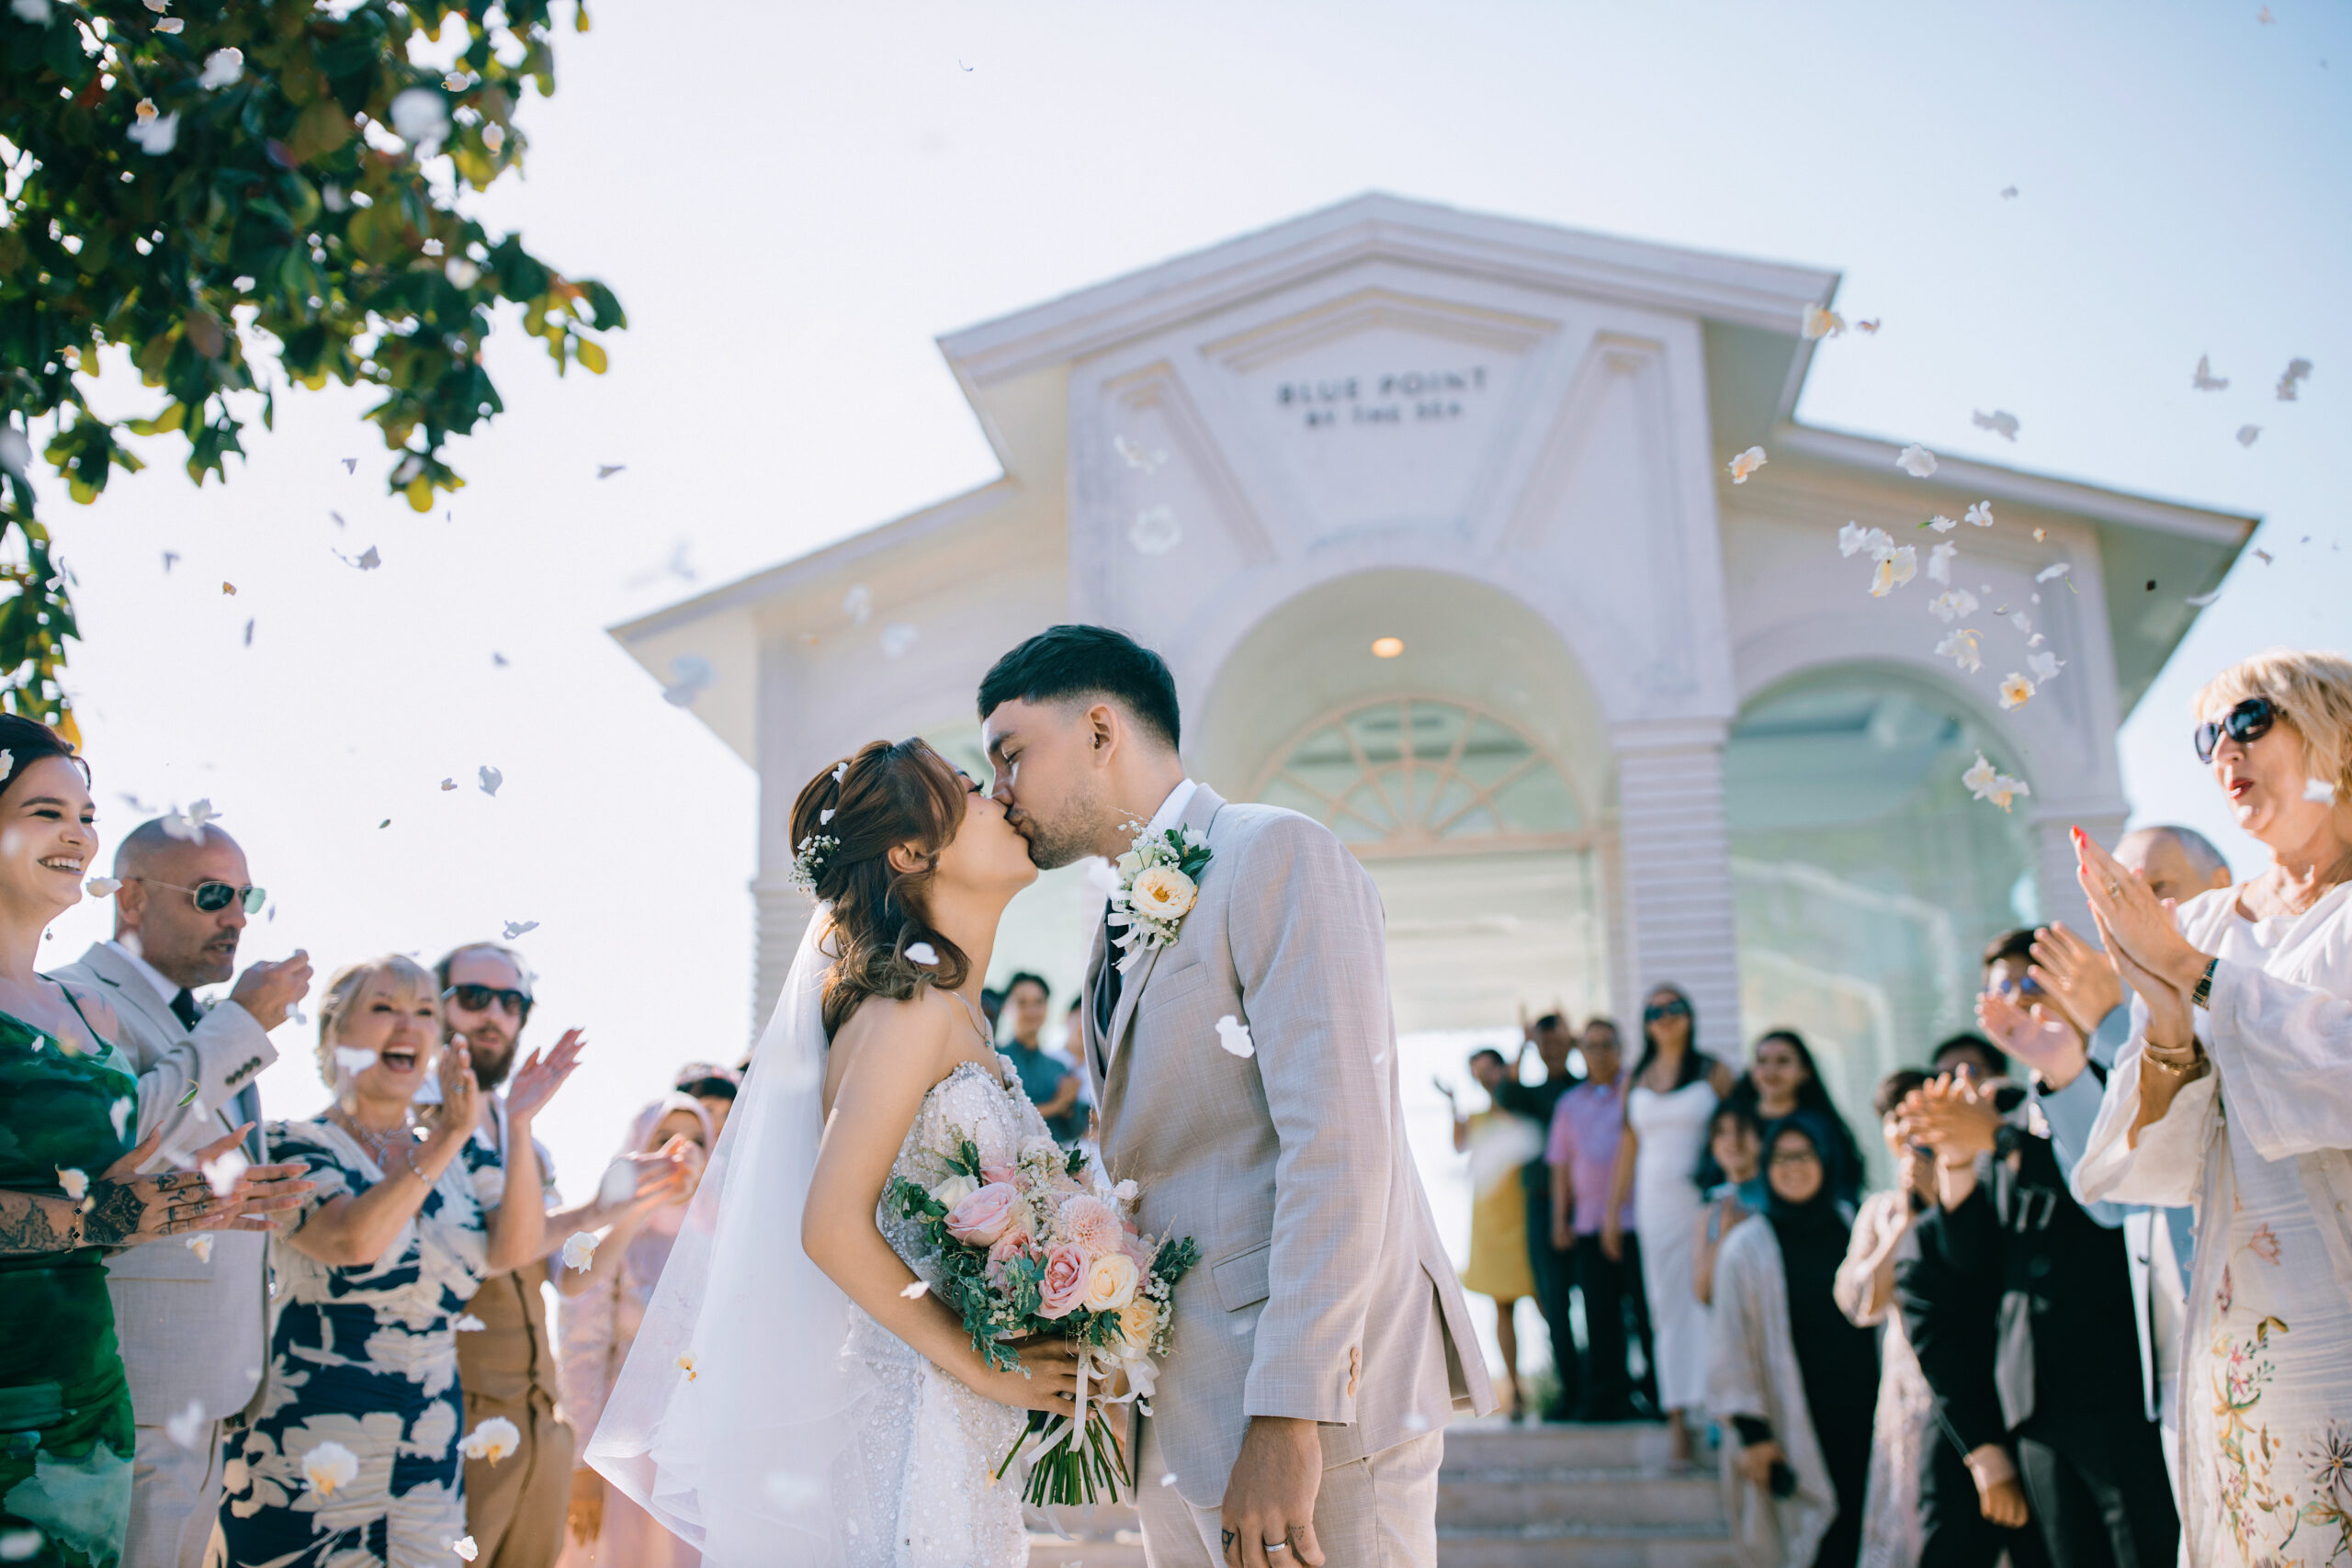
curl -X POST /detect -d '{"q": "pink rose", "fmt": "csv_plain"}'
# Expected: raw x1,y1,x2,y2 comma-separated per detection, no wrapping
1037,1243,1089,1319
944,1182,1022,1247
1058,1195,1123,1258
984,1224,1035,1280
980,1160,1017,1187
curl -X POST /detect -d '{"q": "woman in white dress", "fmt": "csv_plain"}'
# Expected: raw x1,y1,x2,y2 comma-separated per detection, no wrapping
2074,649,2352,1568
588,739,1084,1567
1605,984,1736,1468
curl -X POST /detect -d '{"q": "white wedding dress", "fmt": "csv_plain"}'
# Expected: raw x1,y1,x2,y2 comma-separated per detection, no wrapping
587,914,1044,1568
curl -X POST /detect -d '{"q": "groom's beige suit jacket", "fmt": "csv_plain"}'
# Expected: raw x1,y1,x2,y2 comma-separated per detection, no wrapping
1083,784,1494,1507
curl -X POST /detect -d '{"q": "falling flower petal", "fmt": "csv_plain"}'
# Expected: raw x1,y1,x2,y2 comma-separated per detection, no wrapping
56,1168,87,1201
129,107,180,154
201,1148,249,1199
1215,1015,1255,1058
302,1441,360,1496
2254,547,2274,564
439,779,457,792
186,1235,212,1262
1928,543,1958,584
501,920,537,940
662,655,716,707
1935,628,1983,672
2192,355,2229,391
86,876,121,897
2236,425,2261,447
2276,358,2313,400
453,1539,480,1562
842,585,874,625
0,427,29,479
161,800,220,843
1962,752,2030,811
1727,446,1768,484
2027,650,2065,684
1858,318,1882,333
596,463,626,479
1869,545,1917,597
1964,502,1995,528
454,1314,487,1332
10,0,52,21
1896,444,1938,478
1802,305,1845,340
460,1416,522,1464
389,88,451,152
446,258,481,289
198,48,243,89
559,1233,597,1272
1972,409,2020,442
1924,514,1957,533
333,1046,378,1077
676,1354,697,1381
1998,673,2035,710
478,766,502,797
2009,608,2032,632
899,1280,931,1300
2000,186,2018,199
880,624,919,658
2305,777,2338,804
904,942,940,966
1838,522,1893,558
1928,588,1977,624
2035,562,2070,583
2186,589,2222,606
166,1401,206,1449
1114,434,1168,473
1129,504,1182,556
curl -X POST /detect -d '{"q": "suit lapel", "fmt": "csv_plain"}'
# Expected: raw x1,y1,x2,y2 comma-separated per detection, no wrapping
74,942,245,1145
1099,784,1227,1069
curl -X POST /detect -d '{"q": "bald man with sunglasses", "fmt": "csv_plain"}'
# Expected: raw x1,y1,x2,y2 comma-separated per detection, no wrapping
49,816,312,1568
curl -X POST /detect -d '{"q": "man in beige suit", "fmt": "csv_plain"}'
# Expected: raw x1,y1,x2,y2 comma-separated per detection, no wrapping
48,818,311,1568
981,626,1493,1568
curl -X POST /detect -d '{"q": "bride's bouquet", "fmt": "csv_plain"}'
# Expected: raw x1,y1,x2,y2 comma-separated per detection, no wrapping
891,1133,1199,1505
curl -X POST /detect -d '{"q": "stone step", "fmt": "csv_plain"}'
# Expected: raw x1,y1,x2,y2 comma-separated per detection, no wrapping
1031,1540,1146,1568
1439,1470,1722,1529
1442,1419,1679,1472
1436,1527,1741,1568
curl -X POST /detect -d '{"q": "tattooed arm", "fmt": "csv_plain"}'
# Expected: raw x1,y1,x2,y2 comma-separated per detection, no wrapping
0,1129,316,1257
0,1190,86,1255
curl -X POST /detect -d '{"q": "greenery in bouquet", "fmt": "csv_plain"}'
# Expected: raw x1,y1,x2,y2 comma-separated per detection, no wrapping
891,1131,1199,1505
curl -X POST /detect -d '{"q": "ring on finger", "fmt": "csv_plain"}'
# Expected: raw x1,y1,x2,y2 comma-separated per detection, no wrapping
2105,879,2121,897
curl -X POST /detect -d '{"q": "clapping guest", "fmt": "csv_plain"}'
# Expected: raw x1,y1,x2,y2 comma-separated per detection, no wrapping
0,722,310,1568
1693,1100,1764,1307
2073,649,2352,1568
49,816,314,1568
1835,1071,1932,1568
1441,1048,1541,1417
1607,986,1736,1468
1709,1117,1878,1568
1547,1019,1657,1421
220,957,533,1568
1735,1032,1864,1205
557,1097,710,1568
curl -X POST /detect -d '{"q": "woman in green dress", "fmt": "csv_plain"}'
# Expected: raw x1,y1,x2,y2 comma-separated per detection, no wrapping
0,717,307,1568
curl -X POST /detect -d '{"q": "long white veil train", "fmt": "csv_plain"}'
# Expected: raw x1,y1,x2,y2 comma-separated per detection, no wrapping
586,909,875,1566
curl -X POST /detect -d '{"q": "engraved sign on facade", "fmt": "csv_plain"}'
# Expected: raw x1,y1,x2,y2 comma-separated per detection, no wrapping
1274,366,1490,429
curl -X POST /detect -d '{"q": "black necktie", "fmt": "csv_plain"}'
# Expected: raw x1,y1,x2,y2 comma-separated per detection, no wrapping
1093,904,1122,1037
169,988,202,1032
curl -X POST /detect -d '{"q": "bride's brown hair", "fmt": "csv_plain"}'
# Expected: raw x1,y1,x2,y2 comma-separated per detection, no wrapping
788,739,976,1038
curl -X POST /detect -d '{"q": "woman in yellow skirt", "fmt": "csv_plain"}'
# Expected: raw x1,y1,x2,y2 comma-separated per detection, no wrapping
1442,1047,1544,1418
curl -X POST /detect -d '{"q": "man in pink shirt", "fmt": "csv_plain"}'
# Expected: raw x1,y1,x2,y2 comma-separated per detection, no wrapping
1546,1019,1657,1421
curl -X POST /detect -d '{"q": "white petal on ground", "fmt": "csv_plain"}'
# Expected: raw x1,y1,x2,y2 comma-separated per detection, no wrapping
842,585,874,626
1928,543,1957,584
2192,355,2229,391
1935,629,1983,673
1801,305,1845,340
478,766,502,796
2276,358,2313,400
2236,425,2261,447
198,48,243,88
302,1441,360,1496
559,1233,597,1272
2027,650,2064,684
1971,409,2020,441
1965,502,1995,527
880,624,919,658
2035,562,2071,582
1215,1015,1255,1058
201,1148,249,1199
388,87,451,150
903,942,940,966
128,109,180,154
56,1168,87,1201
165,1401,206,1448
1896,443,1938,478
1998,673,2035,710
1727,446,1767,483
1129,504,1182,556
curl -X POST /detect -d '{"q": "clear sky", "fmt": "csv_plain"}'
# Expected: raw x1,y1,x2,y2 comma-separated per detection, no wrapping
26,0,2350,1196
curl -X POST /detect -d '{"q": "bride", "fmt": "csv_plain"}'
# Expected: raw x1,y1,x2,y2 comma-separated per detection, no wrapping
587,739,1082,1567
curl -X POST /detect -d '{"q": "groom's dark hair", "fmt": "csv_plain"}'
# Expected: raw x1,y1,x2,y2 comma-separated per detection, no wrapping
978,626,1182,750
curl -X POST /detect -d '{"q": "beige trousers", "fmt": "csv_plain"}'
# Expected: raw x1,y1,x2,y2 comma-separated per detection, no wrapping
461,1389,576,1568
1135,1424,1444,1568
128,1420,226,1568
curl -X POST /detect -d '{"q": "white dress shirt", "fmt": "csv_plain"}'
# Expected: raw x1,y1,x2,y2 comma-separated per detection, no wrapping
1143,777,1199,837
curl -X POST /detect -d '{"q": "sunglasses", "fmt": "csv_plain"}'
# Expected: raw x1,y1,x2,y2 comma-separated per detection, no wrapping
1989,973,2045,1000
1643,998,1691,1022
1770,1147,1822,1168
443,983,533,1020
137,877,266,915
2195,696,2277,764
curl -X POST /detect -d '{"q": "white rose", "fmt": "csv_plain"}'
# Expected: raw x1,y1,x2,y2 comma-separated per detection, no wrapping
1129,864,1198,921
1115,852,1143,876
1020,1137,1061,1168
932,1173,978,1209
1081,1252,1140,1313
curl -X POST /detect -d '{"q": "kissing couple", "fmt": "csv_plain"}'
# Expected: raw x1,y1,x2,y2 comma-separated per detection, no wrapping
586,625,1493,1568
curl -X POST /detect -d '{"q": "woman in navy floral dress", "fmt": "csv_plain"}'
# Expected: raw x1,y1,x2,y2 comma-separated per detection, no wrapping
220,955,524,1568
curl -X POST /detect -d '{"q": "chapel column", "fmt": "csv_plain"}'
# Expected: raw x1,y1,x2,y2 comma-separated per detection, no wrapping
1611,717,1744,1064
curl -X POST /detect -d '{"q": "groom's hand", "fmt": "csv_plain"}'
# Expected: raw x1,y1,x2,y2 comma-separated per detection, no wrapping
1222,1416,1324,1568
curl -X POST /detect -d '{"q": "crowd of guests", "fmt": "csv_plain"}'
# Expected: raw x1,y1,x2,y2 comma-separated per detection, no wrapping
1446,648,2352,1568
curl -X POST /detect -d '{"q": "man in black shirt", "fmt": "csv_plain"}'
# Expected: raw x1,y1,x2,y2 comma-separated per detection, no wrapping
1492,1010,1584,1420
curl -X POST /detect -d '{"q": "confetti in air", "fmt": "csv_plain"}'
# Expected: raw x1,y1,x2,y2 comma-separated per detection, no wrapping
165,1401,206,1448
1129,504,1182,557
86,876,120,897
904,942,940,966
1896,444,1938,478
1727,446,1768,484
459,1416,522,1463
842,585,874,626
186,1235,212,1262
880,624,920,658
197,47,242,88
440,779,457,792
1802,305,1845,340
900,1280,931,1300
560,1233,598,1272
333,1047,377,1077
1215,1015,1255,1058
2306,778,2338,805
201,1148,250,1199
1998,673,2036,710
1857,319,1882,334
455,1314,487,1332
478,766,503,797
1972,410,2020,442
128,104,180,153
1114,434,1169,473
676,1354,697,1381
2192,355,2229,391
1936,629,1983,673
301,1441,360,1496
502,920,538,940
1962,753,2031,812
2236,425,2261,447
597,464,627,479
56,1168,87,1201
2276,358,2313,400
340,457,357,473
2000,186,2018,199
2186,589,2223,607
453,1539,480,1562
1964,502,1994,528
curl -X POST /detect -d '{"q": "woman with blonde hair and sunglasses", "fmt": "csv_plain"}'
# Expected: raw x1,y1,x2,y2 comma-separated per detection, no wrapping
2074,649,2352,1568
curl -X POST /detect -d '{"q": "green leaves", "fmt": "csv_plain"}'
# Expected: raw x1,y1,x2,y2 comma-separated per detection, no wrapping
0,0,621,727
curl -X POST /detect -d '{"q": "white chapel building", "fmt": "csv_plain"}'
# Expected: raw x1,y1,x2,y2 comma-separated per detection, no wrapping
616,194,2250,1117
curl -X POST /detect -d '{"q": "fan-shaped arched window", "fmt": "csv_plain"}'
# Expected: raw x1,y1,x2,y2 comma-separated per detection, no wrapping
1252,697,1584,858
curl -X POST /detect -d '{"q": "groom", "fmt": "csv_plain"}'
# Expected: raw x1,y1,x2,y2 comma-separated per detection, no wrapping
980,626,1492,1568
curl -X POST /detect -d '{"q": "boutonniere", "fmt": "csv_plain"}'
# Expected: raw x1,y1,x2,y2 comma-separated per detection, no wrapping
1109,821,1213,973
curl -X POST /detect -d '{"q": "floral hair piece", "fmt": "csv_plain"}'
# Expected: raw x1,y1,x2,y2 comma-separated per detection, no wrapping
788,831,838,897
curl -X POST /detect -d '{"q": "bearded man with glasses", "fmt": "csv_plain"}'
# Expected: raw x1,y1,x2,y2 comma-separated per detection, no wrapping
434,942,693,1568
46,815,313,1568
